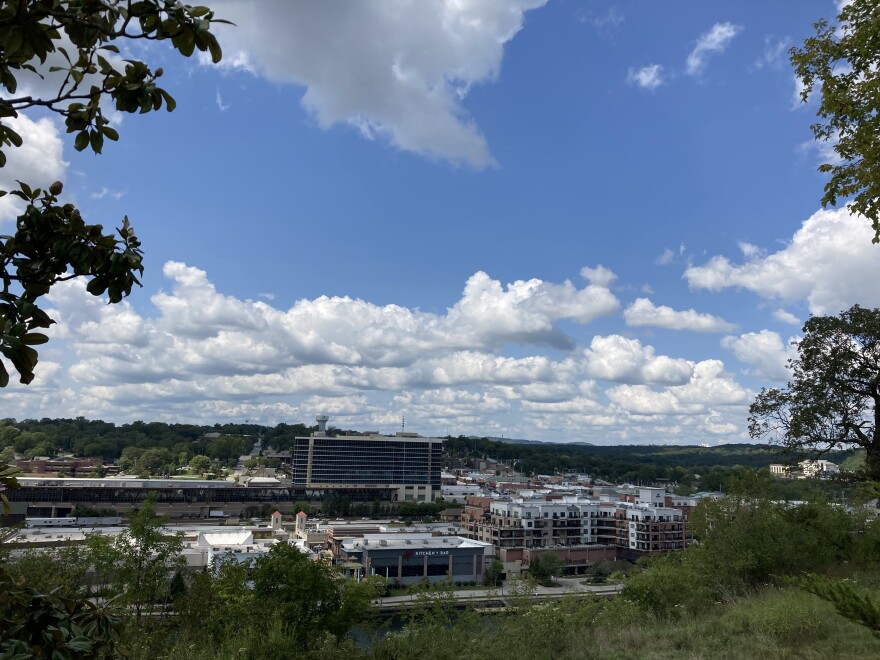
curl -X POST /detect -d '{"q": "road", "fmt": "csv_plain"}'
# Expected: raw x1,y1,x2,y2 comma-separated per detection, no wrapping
375,577,623,610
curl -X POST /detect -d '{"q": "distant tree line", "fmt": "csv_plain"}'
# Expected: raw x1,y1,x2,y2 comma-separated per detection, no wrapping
443,435,860,486
0,418,362,465
0,416,864,485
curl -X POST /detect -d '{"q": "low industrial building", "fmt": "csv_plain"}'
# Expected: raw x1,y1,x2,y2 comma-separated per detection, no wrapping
4,477,292,520
335,533,493,585
14,456,119,476
2,521,293,569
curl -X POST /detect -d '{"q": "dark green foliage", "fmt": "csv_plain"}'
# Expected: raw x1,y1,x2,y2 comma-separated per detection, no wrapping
291,500,313,515
133,447,175,477
621,552,712,618
0,565,124,658
395,500,448,518
0,185,143,386
172,559,258,645
5,547,83,600
167,570,186,601
187,454,211,476
689,497,853,587
2,415,865,487
263,422,315,450
302,587,878,660
69,504,116,518
587,559,636,581
750,305,880,480
251,543,345,645
0,458,19,512
621,496,864,620
0,417,256,463
0,0,227,385
322,492,351,517
791,0,880,240
444,434,859,484
794,574,880,637
528,553,566,586
123,501,182,614
205,434,252,463
484,558,504,586
0,1,226,153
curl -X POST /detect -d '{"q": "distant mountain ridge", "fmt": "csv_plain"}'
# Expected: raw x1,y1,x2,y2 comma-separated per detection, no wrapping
476,436,546,445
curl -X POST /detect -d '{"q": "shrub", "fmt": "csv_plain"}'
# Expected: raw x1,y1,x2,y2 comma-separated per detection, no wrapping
621,553,711,618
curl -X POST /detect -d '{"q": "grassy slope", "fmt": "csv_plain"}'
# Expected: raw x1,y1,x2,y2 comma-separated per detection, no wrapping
355,588,880,660
127,586,879,659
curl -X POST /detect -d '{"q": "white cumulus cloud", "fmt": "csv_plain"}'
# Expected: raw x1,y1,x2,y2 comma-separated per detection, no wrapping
721,330,796,382
0,116,67,224
580,265,618,287
582,335,693,385
12,261,758,444
605,360,748,422
46,262,620,388
447,270,620,349
209,0,548,168
685,207,880,315
607,384,689,415
624,298,736,333
772,309,802,326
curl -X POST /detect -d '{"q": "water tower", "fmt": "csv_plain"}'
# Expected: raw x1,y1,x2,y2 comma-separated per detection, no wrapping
316,415,329,434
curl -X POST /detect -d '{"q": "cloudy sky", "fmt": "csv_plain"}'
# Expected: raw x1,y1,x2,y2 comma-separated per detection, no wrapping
3,0,876,445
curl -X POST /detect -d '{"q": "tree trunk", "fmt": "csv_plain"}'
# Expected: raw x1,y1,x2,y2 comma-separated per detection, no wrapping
865,441,880,481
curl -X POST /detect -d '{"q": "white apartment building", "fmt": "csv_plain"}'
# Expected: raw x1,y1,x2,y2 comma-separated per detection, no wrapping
464,488,689,556
799,460,840,478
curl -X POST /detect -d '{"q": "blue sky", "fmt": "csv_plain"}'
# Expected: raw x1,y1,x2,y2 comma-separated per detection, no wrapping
3,0,877,444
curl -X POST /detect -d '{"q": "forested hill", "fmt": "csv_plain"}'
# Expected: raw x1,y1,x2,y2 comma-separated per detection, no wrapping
0,418,313,464
0,417,860,487
444,435,860,486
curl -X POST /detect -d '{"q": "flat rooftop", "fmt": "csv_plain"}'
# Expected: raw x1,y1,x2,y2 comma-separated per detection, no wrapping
298,433,444,444
15,477,287,489
341,534,491,552
2,524,264,546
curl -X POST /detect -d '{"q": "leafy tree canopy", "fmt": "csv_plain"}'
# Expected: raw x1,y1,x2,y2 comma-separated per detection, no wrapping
189,453,211,475
0,564,124,658
528,553,565,586
749,305,880,479
791,0,880,240
114,495,183,618
0,0,227,386
252,543,352,646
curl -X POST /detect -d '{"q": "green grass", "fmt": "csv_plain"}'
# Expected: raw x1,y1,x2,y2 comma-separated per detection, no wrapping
354,587,880,660
123,585,880,660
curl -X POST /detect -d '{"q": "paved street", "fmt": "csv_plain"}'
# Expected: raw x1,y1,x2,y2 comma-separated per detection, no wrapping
376,577,623,608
